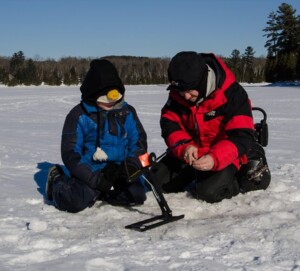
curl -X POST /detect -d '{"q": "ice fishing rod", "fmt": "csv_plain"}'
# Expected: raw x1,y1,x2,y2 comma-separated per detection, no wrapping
125,139,192,231
155,138,193,161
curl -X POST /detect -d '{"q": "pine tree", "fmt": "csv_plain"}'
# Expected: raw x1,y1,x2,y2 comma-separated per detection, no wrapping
69,66,78,85
227,49,242,81
9,51,26,85
264,52,276,82
263,3,299,81
276,3,299,54
0,67,9,84
63,71,71,85
23,59,40,85
242,46,255,83
263,11,280,57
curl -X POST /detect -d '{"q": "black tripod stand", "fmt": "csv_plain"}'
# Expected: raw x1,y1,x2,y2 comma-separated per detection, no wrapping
125,140,192,231
125,169,184,231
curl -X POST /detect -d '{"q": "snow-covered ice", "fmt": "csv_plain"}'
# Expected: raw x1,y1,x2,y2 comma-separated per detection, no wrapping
0,84,299,271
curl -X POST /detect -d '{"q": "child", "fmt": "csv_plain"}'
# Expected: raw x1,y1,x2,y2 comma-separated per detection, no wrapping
46,59,148,213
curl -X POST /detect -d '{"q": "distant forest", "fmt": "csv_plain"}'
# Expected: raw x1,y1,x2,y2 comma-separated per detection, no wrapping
0,51,267,86
0,3,299,86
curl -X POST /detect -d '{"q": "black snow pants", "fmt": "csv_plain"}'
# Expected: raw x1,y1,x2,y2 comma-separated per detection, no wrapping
52,175,100,213
150,155,240,203
51,174,146,213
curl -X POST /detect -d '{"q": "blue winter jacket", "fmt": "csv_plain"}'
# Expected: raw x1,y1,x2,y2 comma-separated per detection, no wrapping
61,100,147,189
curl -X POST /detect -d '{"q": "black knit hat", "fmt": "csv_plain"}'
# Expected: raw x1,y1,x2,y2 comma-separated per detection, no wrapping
167,51,208,96
80,59,125,103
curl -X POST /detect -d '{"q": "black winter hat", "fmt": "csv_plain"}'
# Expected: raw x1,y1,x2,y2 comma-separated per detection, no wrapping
80,59,125,102
167,51,208,95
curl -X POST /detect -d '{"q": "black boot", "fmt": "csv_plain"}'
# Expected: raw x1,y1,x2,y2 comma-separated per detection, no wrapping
237,143,271,193
46,165,64,201
106,180,146,207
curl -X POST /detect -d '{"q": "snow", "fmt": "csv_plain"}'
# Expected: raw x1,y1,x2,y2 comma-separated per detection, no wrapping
0,84,300,271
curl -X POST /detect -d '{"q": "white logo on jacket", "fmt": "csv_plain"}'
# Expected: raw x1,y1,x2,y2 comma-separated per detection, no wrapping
206,111,216,117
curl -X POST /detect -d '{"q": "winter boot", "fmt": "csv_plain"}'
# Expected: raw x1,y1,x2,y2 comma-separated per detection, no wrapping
46,165,64,201
106,180,147,207
237,143,271,193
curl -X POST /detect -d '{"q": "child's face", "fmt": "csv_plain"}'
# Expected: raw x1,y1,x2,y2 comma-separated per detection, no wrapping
95,89,122,110
96,101,116,111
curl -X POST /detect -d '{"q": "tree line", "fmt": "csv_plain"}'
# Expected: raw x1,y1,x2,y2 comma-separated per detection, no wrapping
0,3,299,86
263,3,300,82
0,49,266,86
0,53,170,86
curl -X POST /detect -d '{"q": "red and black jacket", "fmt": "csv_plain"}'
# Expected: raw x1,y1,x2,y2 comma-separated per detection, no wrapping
160,54,255,171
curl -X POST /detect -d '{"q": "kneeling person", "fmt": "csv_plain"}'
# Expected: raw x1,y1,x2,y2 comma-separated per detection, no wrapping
151,51,271,203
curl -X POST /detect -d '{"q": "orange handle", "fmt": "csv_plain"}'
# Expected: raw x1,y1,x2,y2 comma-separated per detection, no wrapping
138,153,150,168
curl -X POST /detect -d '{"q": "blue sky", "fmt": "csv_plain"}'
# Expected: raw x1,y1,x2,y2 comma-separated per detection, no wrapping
1,0,300,60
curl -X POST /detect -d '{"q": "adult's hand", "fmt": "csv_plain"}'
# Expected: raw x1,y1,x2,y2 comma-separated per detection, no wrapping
192,154,214,171
183,145,198,165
